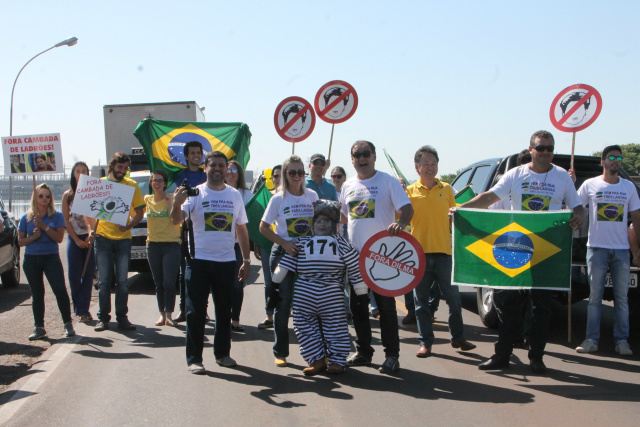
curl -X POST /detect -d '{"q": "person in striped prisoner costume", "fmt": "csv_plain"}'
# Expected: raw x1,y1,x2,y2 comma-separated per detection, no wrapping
271,200,368,375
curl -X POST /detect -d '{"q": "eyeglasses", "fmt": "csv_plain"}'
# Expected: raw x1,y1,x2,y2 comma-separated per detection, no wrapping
606,155,623,162
287,169,307,177
352,150,372,159
38,194,51,199
227,167,238,174
312,159,326,167
272,174,281,179
532,145,554,153
331,174,344,179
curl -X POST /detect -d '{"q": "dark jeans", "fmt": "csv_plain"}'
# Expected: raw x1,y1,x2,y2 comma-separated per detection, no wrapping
349,284,400,358
185,258,235,364
270,244,295,358
231,244,244,322
178,256,186,313
67,234,95,316
23,254,72,327
259,246,274,316
147,242,181,313
493,289,552,361
94,236,131,323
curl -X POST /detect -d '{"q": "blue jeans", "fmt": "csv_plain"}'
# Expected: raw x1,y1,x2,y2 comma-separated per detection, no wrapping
270,244,295,358
95,236,132,323
586,247,630,343
414,254,465,346
147,242,180,313
67,234,95,316
23,254,72,327
259,246,274,316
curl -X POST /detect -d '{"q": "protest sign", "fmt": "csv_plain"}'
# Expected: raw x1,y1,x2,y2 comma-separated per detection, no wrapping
2,133,63,175
70,175,135,226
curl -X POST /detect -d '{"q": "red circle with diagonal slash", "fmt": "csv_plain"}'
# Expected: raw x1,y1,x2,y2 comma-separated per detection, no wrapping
359,230,426,297
314,80,358,124
549,84,602,132
274,96,316,143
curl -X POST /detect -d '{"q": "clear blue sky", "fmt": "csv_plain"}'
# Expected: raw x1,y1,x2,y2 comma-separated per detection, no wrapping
1,0,638,182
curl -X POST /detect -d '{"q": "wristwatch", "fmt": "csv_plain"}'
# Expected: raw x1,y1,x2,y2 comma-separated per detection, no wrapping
243,259,251,264
44,226,51,232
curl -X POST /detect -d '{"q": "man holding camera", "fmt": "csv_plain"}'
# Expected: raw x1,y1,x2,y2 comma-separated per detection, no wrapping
171,151,251,373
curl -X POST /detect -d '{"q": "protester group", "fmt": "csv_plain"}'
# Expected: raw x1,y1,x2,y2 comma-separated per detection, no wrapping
18,131,637,377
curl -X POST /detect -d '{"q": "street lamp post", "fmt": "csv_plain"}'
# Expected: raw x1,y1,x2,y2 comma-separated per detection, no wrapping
8,36,78,210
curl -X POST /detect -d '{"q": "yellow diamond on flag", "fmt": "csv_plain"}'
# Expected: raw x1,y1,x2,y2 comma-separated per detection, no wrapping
465,222,561,278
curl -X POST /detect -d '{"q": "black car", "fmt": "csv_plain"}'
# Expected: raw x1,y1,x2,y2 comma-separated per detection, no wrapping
0,197,20,288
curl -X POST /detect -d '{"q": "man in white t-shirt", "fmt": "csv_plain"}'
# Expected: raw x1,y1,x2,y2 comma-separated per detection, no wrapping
575,145,640,357
339,140,414,374
455,130,584,374
171,151,251,374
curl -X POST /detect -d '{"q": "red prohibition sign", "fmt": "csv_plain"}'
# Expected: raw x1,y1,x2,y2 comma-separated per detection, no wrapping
549,84,602,132
273,96,316,143
359,230,426,297
314,80,359,124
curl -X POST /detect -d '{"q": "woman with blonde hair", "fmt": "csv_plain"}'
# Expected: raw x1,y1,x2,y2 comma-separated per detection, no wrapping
18,183,74,340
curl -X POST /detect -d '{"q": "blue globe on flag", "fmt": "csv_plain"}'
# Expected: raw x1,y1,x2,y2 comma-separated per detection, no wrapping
166,132,212,166
492,231,534,269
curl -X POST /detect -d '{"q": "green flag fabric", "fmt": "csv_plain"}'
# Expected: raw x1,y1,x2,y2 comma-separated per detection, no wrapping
133,119,251,186
245,182,273,252
383,149,408,183
452,208,573,290
454,185,476,205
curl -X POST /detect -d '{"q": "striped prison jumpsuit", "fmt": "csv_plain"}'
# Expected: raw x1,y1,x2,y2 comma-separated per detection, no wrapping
275,234,367,366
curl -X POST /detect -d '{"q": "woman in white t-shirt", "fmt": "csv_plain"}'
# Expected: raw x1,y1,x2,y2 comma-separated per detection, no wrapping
259,155,318,367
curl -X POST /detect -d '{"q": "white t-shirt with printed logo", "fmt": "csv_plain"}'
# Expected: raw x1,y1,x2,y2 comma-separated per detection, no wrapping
578,176,640,249
491,164,581,212
339,171,411,251
181,183,248,262
261,189,319,242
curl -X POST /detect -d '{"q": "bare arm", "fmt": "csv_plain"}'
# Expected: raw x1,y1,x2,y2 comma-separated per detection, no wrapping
170,187,188,225
259,221,298,256
569,204,585,230
236,223,251,281
388,203,414,235
62,191,86,247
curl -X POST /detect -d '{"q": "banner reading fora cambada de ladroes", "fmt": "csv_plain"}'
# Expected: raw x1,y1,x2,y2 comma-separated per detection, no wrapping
2,133,64,175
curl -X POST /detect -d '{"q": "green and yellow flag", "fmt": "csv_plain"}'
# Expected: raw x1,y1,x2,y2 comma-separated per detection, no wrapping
245,182,273,252
133,119,251,186
383,148,408,183
453,209,573,290
454,185,476,205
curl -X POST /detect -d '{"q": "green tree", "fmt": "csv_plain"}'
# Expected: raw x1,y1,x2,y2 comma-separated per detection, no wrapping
439,169,462,184
592,143,640,176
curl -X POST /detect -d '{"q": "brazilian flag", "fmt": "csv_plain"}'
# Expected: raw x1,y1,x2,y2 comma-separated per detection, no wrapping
597,203,624,222
133,119,251,186
245,183,273,251
348,199,375,219
452,208,572,290
383,148,408,183
454,185,476,205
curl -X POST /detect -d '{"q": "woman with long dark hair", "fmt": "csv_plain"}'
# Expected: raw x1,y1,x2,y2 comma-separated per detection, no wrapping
62,162,95,322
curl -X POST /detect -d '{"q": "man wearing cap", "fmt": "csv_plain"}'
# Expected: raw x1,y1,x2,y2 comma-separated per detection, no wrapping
306,154,338,201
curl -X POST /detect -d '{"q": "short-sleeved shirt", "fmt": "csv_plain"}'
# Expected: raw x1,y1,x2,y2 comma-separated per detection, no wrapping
578,176,640,249
339,171,411,251
175,168,206,187
406,178,454,255
490,164,581,211
261,189,319,242
305,177,338,201
145,194,181,244
181,183,248,262
96,176,145,240
19,211,66,255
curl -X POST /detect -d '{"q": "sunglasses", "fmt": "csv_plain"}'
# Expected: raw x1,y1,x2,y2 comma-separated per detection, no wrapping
312,159,326,167
287,169,307,177
532,145,554,153
606,155,623,162
331,174,344,179
352,150,372,159
38,193,51,199
227,167,238,173
272,174,281,179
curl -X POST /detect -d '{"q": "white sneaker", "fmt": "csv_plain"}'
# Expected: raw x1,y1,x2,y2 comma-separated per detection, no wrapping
576,339,598,353
615,342,633,356
64,321,76,337
188,363,206,374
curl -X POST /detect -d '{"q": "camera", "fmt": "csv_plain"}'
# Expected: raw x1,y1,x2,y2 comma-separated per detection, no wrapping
181,179,200,197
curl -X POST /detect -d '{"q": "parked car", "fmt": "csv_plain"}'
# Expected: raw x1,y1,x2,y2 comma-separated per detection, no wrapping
0,197,20,288
451,153,640,327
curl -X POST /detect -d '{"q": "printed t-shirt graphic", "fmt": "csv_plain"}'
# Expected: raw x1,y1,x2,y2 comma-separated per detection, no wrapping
348,198,376,219
261,189,319,241
597,202,624,222
521,194,551,211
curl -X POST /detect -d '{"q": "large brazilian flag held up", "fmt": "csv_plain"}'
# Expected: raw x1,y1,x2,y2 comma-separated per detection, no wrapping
452,209,573,290
133,119,251,186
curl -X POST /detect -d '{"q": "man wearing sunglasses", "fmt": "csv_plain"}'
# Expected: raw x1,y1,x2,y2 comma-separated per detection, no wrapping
306,153,338,202
340,140,414,374
455,130,584,374
575,145,640,357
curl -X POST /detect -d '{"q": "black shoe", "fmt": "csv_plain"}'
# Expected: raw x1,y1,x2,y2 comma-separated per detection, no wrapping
231,324,245,332
478,355,510,370
174,312,186,323
94,321,109,332
401,310,416,325
346,353,372,366
117,319,136,331
530,359,547,374
379,356,400,374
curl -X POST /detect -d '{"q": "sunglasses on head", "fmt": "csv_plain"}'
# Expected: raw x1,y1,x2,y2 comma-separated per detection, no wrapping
312,159,326,167
287,169,307,177
331,174,344,179
38,193,51,199
352,150,372,159
532,145,554,153
227,167,238,174
606,155,623,162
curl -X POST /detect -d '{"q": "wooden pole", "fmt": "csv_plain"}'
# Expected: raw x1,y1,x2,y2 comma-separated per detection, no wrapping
570,132,576,171
292,142,295,155
81,220,99,277
328,123,335,161
32,175,36,192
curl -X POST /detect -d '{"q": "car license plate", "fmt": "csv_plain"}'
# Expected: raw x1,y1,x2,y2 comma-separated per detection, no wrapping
605,273,637,288
130,249,147,260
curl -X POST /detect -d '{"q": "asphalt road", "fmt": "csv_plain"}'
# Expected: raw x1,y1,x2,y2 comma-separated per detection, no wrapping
1,241,639,427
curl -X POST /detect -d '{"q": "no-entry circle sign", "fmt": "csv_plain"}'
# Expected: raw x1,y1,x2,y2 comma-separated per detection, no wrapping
359,230,426,297
549,84,602,132
314,80,358,124
274,96,316,143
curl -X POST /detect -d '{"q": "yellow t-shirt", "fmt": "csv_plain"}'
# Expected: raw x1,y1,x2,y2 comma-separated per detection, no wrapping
96,176,146,240
144,194,181,244
406,178,455,255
